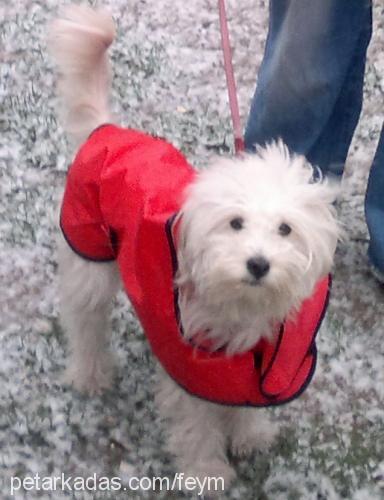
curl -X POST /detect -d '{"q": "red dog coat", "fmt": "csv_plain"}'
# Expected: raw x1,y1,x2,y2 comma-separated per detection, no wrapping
61,124,331,406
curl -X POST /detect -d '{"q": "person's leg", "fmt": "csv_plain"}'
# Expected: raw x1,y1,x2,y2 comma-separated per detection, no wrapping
245,0,371,176
365,125,384,278
306,4,372,176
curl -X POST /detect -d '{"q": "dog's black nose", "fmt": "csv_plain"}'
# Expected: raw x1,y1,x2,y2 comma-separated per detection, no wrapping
246,256,270,280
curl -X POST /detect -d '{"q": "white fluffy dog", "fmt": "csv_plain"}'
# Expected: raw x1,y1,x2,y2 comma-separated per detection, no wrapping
50,5,339,492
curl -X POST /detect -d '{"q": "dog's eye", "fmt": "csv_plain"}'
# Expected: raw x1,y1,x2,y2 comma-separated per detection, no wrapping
278,222,292,236
230,217,244,231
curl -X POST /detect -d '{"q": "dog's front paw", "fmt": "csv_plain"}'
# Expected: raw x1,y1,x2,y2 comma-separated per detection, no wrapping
180,460,235,495
62,352,115,395
231,418,279,457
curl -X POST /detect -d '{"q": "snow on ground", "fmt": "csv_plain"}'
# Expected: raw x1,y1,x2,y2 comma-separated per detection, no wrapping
1,1,383,499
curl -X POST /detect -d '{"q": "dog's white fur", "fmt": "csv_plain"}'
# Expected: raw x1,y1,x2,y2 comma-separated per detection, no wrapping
50,5,339,492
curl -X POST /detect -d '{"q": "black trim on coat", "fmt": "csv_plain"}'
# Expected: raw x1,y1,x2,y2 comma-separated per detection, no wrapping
59,216,116,263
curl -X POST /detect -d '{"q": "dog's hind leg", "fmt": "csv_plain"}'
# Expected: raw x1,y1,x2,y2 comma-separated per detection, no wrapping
58,237,120,394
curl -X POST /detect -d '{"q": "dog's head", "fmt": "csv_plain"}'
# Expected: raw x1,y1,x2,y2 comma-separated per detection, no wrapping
177,142,340,318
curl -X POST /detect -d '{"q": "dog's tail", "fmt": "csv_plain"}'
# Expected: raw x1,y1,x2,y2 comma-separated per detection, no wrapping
49,5,115,146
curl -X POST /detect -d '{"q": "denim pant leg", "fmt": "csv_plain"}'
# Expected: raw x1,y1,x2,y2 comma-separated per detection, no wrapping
365,126,384,274
244,0,370,176
306,5,372,176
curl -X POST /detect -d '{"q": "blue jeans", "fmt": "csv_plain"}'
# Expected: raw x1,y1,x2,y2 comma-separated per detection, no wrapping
245,0,384,274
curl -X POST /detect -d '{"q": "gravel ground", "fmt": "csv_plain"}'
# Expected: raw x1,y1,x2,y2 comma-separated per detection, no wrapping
1,1,383,499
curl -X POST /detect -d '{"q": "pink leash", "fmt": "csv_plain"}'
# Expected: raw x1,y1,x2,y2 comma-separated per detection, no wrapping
218,0,244,154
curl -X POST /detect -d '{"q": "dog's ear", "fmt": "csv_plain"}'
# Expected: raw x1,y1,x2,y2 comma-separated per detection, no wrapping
174,212,195,287
284,148,340,208
298,177,342,280
284,155,342,279
307,175,340,209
